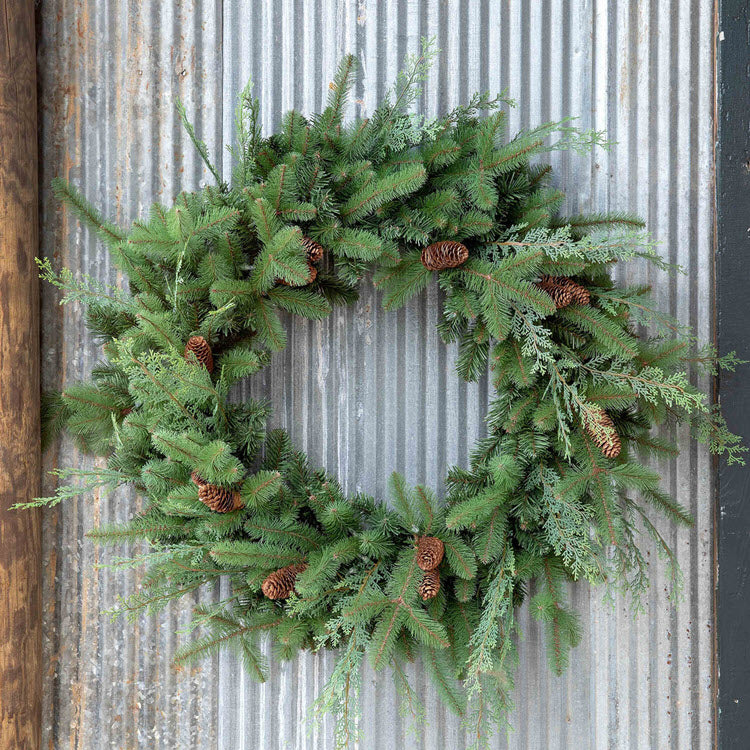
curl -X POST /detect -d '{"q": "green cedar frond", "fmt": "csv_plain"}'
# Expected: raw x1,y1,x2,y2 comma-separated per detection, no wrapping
15,467,125,509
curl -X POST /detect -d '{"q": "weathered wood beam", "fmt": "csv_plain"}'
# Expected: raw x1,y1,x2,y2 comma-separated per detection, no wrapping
0,1,42,748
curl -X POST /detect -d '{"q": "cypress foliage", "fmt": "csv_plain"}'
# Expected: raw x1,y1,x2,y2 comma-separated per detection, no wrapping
31,39,744,748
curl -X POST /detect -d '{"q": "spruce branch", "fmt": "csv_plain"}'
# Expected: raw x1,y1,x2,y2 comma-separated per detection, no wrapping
175,99,223,186
51,177,126,246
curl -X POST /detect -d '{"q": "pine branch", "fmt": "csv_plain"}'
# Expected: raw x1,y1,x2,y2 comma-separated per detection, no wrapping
176,99,223,185
52,177,125,246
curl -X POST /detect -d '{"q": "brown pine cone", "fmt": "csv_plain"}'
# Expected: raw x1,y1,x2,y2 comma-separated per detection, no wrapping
198,482,244,513
190,471,207,488
184,335,214,373
416,536,445,571
536,275,590,308
301,235,324,263
420,241,469,271
261,563,308,600
585,407,622,459
277,263,318,287
418,570,441,600
565,278,591,306
537,275,573,308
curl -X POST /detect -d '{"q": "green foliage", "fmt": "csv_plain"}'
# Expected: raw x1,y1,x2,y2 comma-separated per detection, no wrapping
40,390,71,452
35,43,744,750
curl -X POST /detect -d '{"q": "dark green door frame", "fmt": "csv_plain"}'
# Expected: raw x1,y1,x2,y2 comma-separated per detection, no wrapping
716,2,750,747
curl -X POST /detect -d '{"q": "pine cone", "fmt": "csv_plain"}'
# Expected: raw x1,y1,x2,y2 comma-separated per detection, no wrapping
416,536,445,571
536,275,590,308
261,563,308,600
198,482,244,513
420,241,469,271
585,407,622,459
190,470,207,488
537,275,573,308
184,336,214,373
565,278,591,306
301,235,324,263
418,570,441,600
277,263,318,287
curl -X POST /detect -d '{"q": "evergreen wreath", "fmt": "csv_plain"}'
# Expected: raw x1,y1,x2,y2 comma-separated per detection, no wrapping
31,42,744,747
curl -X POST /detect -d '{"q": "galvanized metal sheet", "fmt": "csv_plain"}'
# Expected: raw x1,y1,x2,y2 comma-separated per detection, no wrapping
38,1,715,747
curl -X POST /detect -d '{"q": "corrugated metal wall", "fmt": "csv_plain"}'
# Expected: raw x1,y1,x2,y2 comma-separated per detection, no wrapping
37,1,716,747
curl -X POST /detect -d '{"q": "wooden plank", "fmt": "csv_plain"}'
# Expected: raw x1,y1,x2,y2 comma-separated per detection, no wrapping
0,1,41,749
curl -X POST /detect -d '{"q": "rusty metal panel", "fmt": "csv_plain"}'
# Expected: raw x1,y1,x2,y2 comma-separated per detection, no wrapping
37,1,715,748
